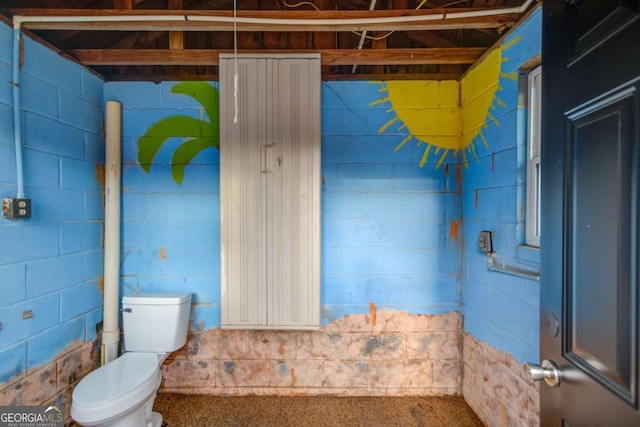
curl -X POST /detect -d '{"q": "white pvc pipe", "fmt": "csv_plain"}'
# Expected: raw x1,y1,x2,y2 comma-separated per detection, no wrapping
11,25,25,199
13,0,534,28
102,101,122,365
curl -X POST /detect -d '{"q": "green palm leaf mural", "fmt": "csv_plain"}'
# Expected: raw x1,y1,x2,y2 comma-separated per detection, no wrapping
137,81,220,184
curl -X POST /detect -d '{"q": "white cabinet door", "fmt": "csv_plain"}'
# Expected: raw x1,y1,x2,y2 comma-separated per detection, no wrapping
220,54,321,329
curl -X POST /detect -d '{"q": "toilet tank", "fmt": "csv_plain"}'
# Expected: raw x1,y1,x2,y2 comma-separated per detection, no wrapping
122,292,191,353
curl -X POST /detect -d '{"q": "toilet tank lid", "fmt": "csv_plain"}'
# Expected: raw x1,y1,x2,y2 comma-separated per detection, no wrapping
122,292,191,305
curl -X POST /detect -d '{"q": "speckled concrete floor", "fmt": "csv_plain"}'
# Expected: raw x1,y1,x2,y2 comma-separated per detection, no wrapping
154,394,484,427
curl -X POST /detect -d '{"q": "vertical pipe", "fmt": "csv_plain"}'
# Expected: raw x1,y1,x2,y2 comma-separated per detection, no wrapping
102,101,122,365
12,24,25,199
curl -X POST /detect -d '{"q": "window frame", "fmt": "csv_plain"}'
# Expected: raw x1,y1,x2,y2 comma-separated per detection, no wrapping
525,65,542,247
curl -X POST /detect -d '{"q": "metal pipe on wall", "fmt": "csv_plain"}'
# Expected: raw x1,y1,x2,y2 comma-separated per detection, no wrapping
11,25,25,199
102,100,122,365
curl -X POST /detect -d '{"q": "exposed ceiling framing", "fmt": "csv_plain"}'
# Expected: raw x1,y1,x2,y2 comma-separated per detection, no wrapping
1,0,538,81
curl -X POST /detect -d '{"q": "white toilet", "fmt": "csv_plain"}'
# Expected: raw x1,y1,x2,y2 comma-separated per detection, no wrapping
71,292,191,427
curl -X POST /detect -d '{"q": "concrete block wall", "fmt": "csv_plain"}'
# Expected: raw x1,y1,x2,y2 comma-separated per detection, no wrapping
0,7,548,418
321,81,461,320
162,311,461,396
103,78,463,394
105,81,221,329
0,20,104,418
460,7,542,426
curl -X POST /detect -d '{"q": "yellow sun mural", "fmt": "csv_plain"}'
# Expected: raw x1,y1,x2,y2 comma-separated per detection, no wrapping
371,35,521,168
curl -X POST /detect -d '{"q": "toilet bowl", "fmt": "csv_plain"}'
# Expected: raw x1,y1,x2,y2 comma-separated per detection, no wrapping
71,292,191,427
71,353,163,427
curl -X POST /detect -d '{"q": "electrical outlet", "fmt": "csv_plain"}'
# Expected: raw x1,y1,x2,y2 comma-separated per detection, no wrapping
2,198,32,219
478,230,494,254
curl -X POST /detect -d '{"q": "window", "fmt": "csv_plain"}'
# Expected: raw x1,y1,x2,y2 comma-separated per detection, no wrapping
526,66,542,247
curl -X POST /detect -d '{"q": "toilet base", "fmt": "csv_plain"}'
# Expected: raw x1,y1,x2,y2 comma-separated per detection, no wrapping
148,412,162,427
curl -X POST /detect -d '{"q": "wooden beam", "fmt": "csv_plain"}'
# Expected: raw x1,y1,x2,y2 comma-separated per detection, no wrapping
98,70,464,82
168,0,184,50
114,0,133,9
8,9,521,32
313,0,336,75
70,47,485,65
371,31,387,74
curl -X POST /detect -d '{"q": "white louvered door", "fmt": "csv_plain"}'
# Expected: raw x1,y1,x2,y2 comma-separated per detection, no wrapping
220,54,321,329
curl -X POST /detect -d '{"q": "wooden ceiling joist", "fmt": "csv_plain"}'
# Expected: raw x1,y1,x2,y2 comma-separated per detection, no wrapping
70,47,485,66
0,1,537,81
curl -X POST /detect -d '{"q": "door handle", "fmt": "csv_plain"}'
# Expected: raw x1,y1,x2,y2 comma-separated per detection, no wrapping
524,359,560,387
261,143,276,173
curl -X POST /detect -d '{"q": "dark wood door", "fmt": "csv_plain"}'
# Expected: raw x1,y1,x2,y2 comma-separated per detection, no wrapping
541,1,640,425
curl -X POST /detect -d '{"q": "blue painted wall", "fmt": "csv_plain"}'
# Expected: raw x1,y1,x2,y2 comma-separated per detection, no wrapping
461,8,542,364
0,23,104,383
104,79,462,330
0,8,543,387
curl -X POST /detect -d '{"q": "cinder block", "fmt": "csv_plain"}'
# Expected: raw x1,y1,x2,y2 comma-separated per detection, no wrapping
190,304,220,331
161,359,216,392
322,360,376,389
83,250,103,282
24,292,60,336
23,112,85,159
270,360,324,388
104,81,161,109
27,254,86,298
243,331,297,360
0,362,56,406
216,360,270,388
159,247,219,276
0,103,14,145
175,219,220,249
59,91,103,133
0,342,26,384
0,264,26,306
85,190,105,220
0,223,58,265
81,70,104,103
84,307,103,342
60,281,102,322
19,72,58,119
0,23,11,65
320,192,367,218
84,131,105,164
23,37,82,96
23,149,60,189
60,222,103,254
27,320,84,369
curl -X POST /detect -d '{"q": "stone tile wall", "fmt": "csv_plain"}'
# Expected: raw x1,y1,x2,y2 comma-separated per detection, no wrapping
161,310,461,396
462,332,539,426
0,340,99,423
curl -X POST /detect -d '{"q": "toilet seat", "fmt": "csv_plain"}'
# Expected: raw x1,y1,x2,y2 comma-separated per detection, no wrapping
71,352,161,425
